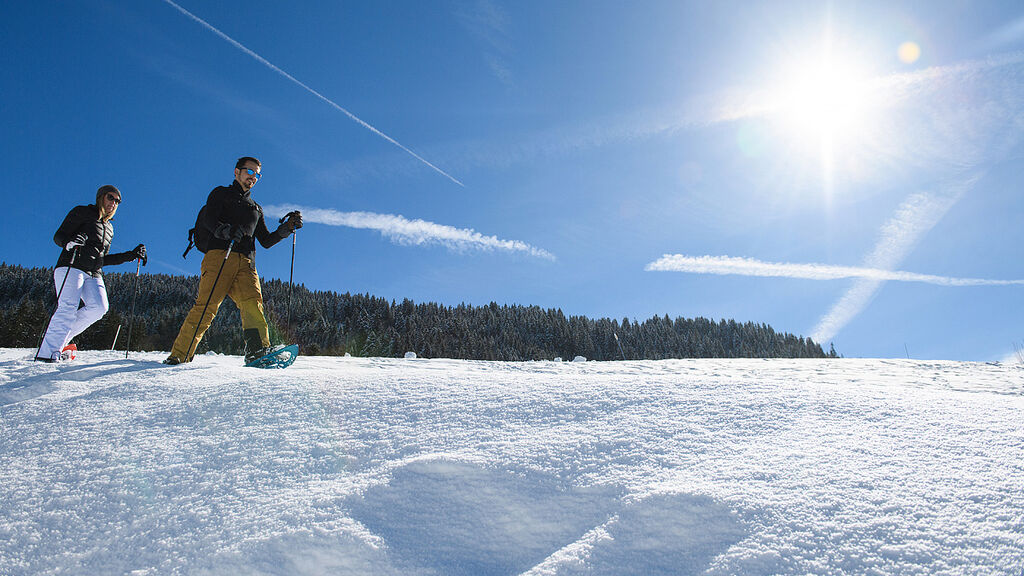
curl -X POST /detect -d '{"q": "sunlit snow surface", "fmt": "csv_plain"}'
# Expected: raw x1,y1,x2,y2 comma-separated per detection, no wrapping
1,349,1022,575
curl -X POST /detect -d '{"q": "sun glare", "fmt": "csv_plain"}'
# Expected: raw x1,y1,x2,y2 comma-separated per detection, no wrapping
774,56,873,145
898,41,921,64
762,44,884,201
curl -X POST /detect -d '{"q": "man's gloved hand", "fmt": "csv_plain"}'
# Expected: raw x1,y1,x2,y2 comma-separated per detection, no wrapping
65,233,87,252
276,211,303,238
213,222,233,241
132,244,147,265
214,223,245,242
284,211,303,231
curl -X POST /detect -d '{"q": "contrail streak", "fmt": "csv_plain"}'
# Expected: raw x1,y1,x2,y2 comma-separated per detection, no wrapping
265,204,556,260
809,184,973,343
159,0,463,187
646,254,1024,287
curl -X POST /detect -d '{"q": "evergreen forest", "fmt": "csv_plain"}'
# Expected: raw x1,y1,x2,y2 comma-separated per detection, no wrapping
0,263,834,361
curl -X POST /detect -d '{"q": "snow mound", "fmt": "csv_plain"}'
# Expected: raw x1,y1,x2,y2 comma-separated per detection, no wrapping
1,349,1023,575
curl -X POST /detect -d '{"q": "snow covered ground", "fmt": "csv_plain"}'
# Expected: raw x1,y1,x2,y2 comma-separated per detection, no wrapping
1,348,1022,575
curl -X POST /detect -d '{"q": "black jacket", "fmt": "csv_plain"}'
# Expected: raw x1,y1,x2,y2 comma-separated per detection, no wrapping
201,180,285,258
53,205,136,277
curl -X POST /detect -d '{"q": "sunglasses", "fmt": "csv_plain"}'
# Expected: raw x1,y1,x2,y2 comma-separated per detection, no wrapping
241,168,261,180
105,193,121,204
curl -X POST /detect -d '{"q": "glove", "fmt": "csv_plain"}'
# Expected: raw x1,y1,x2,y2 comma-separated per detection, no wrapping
65,233,87,252
283,211,303,231
132,244,147,266
276,211,303,238
213,222,233,241
214,223,245,242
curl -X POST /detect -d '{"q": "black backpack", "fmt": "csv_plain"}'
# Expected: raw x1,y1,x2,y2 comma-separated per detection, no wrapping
182,206,211,258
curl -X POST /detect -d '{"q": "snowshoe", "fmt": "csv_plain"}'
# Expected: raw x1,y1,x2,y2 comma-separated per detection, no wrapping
244,344,298,369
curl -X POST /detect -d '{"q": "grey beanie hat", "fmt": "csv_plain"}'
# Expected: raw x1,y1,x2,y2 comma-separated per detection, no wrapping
96,185,121,203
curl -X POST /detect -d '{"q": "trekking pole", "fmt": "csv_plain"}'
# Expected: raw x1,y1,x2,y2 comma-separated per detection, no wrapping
279,212,297,333
184,240,234,362
35,247,78,359
288,231,296,330
124,257,144,359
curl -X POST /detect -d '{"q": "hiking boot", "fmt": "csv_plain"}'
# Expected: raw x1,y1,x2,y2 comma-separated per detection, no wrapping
163,356,183,365
245,344,286,365
35,349,72,363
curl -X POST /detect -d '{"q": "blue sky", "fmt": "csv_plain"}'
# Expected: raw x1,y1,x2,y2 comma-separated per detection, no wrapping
3,1,1023,361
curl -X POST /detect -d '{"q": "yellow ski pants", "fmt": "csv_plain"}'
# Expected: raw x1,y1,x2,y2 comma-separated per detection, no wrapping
169,250,270,361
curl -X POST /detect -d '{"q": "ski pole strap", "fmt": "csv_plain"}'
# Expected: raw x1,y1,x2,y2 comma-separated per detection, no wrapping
183,229,195,259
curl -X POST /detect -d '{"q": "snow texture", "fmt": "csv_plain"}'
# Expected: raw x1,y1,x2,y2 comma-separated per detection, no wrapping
1,348,1022,575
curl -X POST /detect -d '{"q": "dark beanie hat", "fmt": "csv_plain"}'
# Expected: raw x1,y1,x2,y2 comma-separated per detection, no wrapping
96,185,121,203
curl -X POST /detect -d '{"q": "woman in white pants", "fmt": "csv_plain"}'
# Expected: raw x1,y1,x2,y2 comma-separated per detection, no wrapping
35,185,146,362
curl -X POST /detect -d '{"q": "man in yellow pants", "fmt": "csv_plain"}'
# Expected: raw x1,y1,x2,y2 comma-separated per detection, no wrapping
164,156,302,365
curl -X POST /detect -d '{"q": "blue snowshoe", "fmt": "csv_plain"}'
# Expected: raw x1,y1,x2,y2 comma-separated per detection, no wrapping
245,344,299,369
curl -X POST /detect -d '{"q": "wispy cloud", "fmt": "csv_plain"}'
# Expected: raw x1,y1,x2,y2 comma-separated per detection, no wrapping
264,205,555,261
327,50,1024,186
804,51,1024,343
308,48,1024,190
158,0,463,187
455,0,514,85
711,51,1024,126
153,259,192,276
646,253,1022,287
693,53,1024,344
980,17,1024,52
646,173,1005,346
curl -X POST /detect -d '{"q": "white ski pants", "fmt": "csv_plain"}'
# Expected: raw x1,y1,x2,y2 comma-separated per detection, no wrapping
38,267,109,359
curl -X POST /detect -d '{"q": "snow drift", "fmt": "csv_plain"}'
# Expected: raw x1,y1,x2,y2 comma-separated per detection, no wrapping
1,349,1022,575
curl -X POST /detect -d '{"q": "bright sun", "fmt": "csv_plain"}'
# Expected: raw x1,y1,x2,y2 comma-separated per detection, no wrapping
774,55,873,146
763,46,884,197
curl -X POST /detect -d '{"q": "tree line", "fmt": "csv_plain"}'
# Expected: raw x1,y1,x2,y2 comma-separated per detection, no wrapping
0,263,835,360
